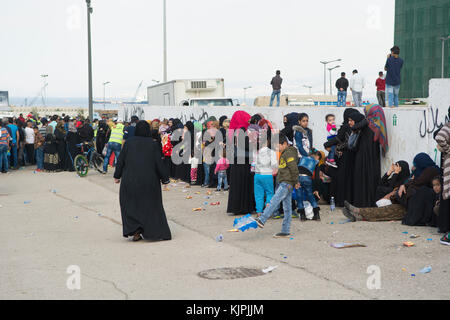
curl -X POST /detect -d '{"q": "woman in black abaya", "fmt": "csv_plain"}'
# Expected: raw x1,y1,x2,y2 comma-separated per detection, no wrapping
323,108,357,207
114,121,171,242
347,111,381,208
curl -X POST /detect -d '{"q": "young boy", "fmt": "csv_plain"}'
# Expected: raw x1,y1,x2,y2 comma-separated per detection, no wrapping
255,133,299,238
214,149,230,191
325,114,337,168
296,153,321,221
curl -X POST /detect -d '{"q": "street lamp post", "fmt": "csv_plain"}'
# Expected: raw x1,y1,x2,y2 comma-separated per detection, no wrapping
103,81,111,110
86,0,93,120
243,86,252,102
163,0,167,83
440,36,450,78
328,65,340,96
303,85,312,95
320,59,341,94
40,74,48,106
152,79,160,84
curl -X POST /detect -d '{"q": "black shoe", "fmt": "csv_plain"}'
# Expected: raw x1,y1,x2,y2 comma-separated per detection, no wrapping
255,217,264,229
312,207,321,221
297,208,307,221
342,207,356,222
273,232,291,238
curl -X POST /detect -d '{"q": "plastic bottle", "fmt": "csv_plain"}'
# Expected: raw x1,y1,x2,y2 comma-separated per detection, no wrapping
330,197,335,212
216,234,223,242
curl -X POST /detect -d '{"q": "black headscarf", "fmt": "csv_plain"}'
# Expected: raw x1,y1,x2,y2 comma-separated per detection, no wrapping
250,114,262,125
219,116,227,128
343,108,358,125
135,120,151,137
395,160,411,184
348,110,366,123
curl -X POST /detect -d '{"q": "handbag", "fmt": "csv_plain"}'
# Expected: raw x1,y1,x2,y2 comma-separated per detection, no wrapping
102,144,108,157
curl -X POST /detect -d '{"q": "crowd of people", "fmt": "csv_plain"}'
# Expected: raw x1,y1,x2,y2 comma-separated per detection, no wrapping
1,104,449,245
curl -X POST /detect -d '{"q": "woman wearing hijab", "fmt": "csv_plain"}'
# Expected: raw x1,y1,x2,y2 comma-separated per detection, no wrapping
343,153,440,224
176,121,193,183
280,113,299,143
96,120,109,158
54,122,67,171
168,119,184,178
375,161,410,201
323,108,358,207
227,111,256,215
114,121,171,242
347,110,381,208
43,133,59,172
65,121,81,172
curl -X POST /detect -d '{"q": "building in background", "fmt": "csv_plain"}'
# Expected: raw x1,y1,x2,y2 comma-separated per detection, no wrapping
0,91,10,110
394,0,450,99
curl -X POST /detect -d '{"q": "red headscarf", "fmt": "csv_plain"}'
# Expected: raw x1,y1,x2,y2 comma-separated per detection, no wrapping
229,111,251,131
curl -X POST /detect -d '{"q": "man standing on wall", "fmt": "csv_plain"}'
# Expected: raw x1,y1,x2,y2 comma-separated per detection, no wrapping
269,70,283,107
350,69,364,107
376,71,386,107
335,72,349,107
385,46,403,108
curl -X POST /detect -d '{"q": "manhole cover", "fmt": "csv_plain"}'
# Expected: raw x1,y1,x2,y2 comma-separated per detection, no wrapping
198,267,266,280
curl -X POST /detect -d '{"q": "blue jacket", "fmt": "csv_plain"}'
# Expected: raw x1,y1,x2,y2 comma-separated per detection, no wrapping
293,125,313,157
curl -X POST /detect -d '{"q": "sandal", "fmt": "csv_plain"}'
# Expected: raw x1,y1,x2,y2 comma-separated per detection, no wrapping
132,233,142,242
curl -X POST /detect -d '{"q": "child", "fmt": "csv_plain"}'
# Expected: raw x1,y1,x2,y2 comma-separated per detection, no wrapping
293,113,313,157
432,176,442,217
255,133,299,238
253,129,278,215
214,149,230,191
296,152,321,221
325,114,337,168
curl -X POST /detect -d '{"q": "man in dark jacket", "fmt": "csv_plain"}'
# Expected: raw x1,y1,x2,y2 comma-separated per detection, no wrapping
269,70,283,107
335,72,349,107
255,133,299,238
123,116,139,142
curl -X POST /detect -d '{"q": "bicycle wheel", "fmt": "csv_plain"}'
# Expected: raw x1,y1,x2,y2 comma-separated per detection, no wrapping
91,152,104,174
74,154,89,177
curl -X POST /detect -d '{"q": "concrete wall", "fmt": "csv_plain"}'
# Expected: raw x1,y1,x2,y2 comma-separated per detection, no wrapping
120,79,450,173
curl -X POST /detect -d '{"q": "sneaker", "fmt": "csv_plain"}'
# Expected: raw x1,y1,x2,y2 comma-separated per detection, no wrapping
255,217,264,229
35,169,42,172
102,171,107,175
216,188,221,192
297,209,307,221
224,188,229,191
272,213,284,219
326,160,337,168
440,233,450,246
292,212,299,218
273,232,291,238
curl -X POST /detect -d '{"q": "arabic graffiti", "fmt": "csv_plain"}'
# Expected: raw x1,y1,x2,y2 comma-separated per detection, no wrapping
178,109,209,124
123,105,145,122
419,105,450,138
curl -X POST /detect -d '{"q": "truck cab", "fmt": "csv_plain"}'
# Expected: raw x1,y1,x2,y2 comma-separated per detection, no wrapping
180,97,237,107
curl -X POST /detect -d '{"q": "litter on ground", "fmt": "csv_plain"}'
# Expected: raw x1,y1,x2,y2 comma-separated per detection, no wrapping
330,243,366,249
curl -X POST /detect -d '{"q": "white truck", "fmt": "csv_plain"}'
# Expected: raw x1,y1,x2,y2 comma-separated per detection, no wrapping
147,78,237,106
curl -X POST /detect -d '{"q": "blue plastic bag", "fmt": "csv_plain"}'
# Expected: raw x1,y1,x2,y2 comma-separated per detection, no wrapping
233,214,258,232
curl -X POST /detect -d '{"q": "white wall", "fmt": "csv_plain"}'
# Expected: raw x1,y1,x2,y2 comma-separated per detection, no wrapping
120,79,450,173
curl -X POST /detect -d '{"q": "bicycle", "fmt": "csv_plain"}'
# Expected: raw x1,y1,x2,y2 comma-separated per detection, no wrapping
73,142,104,177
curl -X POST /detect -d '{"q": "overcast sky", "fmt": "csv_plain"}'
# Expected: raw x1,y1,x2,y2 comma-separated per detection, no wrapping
0,0,395,101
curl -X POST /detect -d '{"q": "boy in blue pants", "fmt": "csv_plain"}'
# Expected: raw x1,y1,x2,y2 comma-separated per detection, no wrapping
255,133,299,238
296,155,321,221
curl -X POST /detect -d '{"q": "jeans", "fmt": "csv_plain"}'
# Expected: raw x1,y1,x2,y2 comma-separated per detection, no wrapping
259,182,293,234
296,175,318,209
0,144,8,172
254,174,275,213
217,170,228,190
270,90,281,107
203,163,211,186
25,144,35,165
352,90,363,107
376,90,386,107
328,145,336,161
9,144,18,168
35,146,44,170
103,142,121,172
386,84,400,107
337,90,347,107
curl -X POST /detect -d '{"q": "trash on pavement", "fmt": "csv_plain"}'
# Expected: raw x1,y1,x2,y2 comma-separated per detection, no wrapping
410,234,420,239
215,234,223,242
339,219,352,224
262,266,278,273
233,214,257,232
185,196,193,199
192,207,203,212
330,242,366,249
420,266,432,274
210,202,220,206
24,201,31,204
227,229,239,232
403,241,415,247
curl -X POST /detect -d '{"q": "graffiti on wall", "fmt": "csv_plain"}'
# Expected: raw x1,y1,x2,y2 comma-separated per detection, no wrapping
123,105,145,122
419,105,450,138
178,109,210,124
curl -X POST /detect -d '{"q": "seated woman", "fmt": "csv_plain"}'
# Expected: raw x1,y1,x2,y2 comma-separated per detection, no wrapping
343,153,440,224
375,161,410,202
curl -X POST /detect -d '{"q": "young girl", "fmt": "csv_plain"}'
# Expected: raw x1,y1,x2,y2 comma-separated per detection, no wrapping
293,113,313,157
214,149,230,191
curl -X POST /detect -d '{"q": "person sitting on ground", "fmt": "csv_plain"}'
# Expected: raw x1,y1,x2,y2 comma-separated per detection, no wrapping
375,160,410,202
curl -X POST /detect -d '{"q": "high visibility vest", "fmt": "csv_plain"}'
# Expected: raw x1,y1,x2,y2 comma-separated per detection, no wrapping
109,124,124,144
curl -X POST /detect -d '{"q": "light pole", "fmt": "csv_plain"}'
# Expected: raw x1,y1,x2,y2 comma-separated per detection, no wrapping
86,0,93,120
440,36,450,78
152,79,160,84
320,59,341,94
40,74,48,106
243,86,252,102
303,85,312,95
328,65,340,95
103,81,111,110
163,0,167,83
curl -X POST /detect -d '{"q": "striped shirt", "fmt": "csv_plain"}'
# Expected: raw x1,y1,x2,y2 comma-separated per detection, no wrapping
0,127,11,146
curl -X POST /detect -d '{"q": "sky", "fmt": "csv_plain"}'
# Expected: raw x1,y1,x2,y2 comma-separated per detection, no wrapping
0,0,395,103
